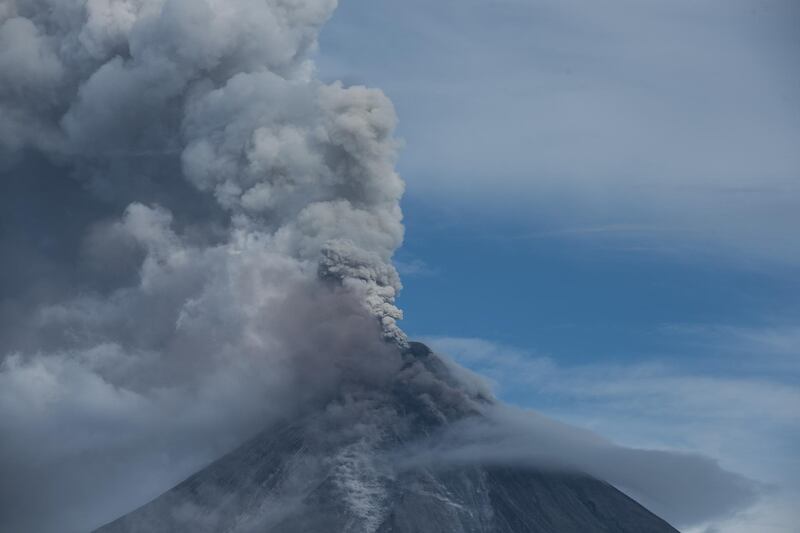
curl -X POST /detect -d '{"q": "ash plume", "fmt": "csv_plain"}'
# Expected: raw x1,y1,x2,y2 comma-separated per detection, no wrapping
0,1,757,532
1,1,404,530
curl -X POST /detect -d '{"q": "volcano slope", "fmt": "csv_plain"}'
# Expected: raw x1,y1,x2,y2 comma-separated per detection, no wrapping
94,343,678,533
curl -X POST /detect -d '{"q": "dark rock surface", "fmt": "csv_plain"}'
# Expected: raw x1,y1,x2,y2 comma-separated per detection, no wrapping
95,343,678,533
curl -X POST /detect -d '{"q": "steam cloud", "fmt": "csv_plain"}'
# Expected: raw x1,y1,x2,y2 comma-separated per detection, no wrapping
0,1,757,532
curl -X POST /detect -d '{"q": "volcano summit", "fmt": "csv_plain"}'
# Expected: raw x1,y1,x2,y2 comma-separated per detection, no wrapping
95,343,678,533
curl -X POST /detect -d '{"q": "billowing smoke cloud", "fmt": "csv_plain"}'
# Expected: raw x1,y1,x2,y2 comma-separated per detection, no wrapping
0,1,758,532
0,0,405,341
0,0,405,531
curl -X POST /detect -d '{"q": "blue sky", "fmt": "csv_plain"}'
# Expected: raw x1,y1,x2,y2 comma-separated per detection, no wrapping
318,1,800,531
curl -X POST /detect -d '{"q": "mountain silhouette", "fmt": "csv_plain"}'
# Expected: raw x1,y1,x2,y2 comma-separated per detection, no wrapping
95,343,678,533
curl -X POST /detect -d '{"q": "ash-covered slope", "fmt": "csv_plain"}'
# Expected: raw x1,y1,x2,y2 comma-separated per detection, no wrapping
94,343,678,533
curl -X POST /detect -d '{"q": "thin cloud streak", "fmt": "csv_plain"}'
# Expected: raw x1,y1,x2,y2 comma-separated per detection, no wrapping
320,0,800,264
423,333,800,532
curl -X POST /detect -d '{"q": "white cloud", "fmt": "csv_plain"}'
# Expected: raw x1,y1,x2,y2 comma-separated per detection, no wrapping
685,491,800,533
423,331,800,532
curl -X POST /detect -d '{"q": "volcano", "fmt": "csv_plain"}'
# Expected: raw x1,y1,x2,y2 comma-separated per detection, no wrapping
94,343,678,533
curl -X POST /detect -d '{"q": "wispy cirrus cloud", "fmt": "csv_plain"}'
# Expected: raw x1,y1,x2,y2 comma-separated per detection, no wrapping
320,0,800,265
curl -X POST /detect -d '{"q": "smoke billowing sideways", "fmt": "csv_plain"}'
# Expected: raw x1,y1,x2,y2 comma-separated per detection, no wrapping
0,1,757,532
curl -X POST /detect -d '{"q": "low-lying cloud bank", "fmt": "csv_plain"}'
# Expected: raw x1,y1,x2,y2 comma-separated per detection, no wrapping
395,402,759,529
426,335,800,531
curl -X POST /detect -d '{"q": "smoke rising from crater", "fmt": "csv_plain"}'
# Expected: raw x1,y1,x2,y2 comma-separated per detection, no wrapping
0,0,406,530
1,0,405,343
